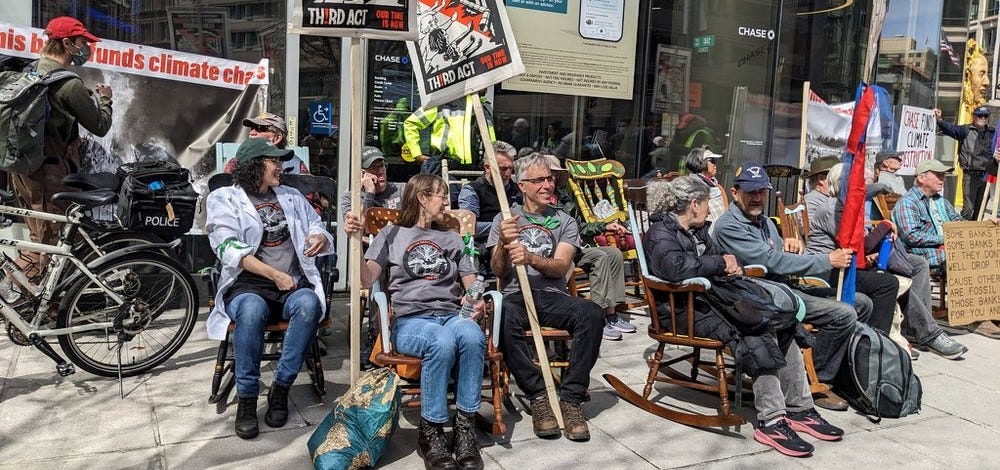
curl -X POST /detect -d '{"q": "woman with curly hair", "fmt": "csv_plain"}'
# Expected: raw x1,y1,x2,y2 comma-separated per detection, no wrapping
206,138,335,439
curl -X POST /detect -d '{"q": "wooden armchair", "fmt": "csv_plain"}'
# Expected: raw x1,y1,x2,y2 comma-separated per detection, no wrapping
363,208,510,436
604,205,744,428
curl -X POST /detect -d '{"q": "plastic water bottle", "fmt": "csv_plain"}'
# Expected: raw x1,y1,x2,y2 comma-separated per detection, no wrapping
877,236,892,270
459,275,486,319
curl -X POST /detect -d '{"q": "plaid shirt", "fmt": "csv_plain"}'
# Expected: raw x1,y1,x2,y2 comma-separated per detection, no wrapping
891,186,962,270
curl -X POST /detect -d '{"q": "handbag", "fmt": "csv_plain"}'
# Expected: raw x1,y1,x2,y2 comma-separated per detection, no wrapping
307,368,401,470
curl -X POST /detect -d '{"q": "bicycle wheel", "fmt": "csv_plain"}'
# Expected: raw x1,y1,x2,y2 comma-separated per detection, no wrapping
56,252,199,377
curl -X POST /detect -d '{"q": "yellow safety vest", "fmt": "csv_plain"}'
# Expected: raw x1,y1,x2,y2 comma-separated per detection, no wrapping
402,95,495,165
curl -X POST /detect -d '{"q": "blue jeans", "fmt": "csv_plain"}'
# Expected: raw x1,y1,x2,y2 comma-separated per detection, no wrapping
228,289,323,397
391,311,486,424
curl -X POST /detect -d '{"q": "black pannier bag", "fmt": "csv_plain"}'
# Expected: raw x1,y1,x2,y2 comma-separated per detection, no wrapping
116,160,198,236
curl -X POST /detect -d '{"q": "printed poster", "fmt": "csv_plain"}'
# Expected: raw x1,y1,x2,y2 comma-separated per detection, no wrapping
651,45,690,114
504,0,638,100
406,0,525,108
289,0,418,40
895,105,935,176
167,8,230,58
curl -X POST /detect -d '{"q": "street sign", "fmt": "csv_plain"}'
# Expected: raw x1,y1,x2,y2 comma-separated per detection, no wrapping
694,34,715,53
308,101,334,136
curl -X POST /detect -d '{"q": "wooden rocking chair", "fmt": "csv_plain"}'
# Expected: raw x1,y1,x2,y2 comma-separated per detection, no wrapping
604,205,744,428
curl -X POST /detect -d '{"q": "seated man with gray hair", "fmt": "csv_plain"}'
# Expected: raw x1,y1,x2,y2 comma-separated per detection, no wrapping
458,141,522,277
488,152,604,442
644,175,843,458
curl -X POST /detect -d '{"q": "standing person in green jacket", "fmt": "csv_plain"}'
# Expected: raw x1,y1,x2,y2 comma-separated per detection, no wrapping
402,95,494,176
541,154,636,341
11,16,113,280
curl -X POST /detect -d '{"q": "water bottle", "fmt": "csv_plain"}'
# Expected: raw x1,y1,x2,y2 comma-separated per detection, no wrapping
459,275,486,319
877,236,892,270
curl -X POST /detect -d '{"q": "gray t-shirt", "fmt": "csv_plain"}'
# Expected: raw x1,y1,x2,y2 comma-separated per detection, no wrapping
340,182,406,215
486,204,580,295
365,224,476,317
249,190,300,279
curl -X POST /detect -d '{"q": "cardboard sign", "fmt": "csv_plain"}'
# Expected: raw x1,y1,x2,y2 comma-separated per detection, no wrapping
289,0,417,40
942,221,1000,326
895,105,935,176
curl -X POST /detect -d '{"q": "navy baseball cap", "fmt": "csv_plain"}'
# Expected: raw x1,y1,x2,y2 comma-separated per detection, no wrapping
974,106,990,117
733,163,773,192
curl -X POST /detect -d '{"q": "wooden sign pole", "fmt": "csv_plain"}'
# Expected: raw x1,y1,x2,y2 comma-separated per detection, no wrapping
348,36,364,385
471,94,564,429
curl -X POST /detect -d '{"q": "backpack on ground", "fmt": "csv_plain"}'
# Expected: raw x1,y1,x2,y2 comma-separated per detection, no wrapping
116,160,198,236
837,322,922,422
0,68,78,174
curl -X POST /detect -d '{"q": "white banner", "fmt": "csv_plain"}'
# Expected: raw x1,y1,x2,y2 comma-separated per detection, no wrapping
895,105,935,176
288,0,418,40
406,0,524,108
0,23,268,90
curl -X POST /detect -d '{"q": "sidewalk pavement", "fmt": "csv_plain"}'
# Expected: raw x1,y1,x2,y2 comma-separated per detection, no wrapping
2,297,999,469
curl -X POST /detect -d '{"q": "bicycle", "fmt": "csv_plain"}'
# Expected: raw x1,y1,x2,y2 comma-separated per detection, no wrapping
0,188,198,392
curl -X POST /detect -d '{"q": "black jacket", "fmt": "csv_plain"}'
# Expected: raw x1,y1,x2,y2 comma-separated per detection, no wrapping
643,213,789,377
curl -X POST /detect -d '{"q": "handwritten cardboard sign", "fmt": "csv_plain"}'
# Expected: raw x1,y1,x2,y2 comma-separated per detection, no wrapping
942,221,1000,326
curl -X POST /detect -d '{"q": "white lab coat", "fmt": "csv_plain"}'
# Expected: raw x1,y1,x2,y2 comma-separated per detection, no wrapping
205,184,334,340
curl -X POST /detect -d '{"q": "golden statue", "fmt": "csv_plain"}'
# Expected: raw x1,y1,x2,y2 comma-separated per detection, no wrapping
961,39,990,114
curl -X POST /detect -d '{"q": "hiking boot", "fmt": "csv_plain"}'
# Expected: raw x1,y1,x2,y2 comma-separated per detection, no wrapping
529,397,561,439
922,333,968,360
754,418,814,457
602,322,623,341
452,410,483,470
559,400,590,441
607,314,637,333
235,396,259,439
417,418,457,470
786,408,844,441
813,389,848,411
264,383,290,427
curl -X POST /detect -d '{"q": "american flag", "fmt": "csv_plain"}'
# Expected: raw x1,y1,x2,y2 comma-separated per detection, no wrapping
940,36,960,67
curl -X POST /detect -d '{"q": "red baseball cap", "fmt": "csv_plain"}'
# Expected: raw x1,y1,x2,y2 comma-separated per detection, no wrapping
45,17,100,42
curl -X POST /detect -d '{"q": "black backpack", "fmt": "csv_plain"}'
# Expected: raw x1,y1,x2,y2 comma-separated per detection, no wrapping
837,323,922,422
703,275,803,335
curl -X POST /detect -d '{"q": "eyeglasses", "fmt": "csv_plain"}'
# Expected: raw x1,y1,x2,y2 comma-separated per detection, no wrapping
498,166,513,172
520,175,555,185
423,192,449,199
251,125,275,133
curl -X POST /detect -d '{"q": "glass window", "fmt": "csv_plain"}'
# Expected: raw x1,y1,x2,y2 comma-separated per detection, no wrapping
942,0,971,27
297,36,342,179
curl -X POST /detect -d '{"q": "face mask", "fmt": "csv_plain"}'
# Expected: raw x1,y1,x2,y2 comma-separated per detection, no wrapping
70,42,91,66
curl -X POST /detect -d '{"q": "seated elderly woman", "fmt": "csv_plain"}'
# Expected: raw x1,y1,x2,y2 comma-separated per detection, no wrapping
643,176,843,458
343,174,486,470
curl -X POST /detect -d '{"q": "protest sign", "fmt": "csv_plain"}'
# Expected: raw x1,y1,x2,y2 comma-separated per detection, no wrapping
0,22,266,224
289,0,417,40
406,0,524,108
942,221,1000,326
895,105,935,176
